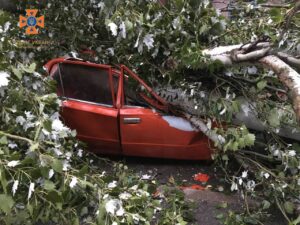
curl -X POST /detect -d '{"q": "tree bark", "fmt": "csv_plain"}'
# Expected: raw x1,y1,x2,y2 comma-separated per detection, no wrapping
260,55,300,122
201,43,300,123
276,52,300,70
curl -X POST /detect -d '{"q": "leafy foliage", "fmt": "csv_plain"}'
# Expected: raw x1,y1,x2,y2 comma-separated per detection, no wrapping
0,9,189,224
1,0,300,224
0,62,187,224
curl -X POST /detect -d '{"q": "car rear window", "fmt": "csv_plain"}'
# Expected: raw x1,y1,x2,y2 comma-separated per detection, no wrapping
53,63,113,106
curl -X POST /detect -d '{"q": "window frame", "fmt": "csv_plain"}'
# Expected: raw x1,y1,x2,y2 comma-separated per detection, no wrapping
119,65,167,110
56,61,116,108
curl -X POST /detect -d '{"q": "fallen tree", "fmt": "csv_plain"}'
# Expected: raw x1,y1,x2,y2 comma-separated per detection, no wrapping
155,41,300,143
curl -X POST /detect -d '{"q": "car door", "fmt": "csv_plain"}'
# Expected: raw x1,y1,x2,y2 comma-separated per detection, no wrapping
118,66,211,160
50,60,121,155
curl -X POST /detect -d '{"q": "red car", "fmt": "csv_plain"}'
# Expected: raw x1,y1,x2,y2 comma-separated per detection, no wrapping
44,58,211,160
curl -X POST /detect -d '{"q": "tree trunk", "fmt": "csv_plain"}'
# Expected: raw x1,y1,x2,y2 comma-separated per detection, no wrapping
202,43,300,123
260,55,300,123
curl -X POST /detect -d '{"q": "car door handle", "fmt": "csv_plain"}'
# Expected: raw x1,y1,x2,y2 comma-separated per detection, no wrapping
123,118,141,124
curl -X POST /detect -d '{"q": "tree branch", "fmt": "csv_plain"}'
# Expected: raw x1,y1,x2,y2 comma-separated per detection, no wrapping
235,47,271,62
0,131,33,144
202,42,270,57
202,42,271,66
276,52,300,70
259,4,291,9
202,43,300,123
259,55,300,122
184,113,221,144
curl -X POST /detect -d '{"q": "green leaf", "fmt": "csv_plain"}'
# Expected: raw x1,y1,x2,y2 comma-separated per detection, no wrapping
15,209,29,222
125,19,133,31
51,159,63,173
174,0,184,8
231,100,240,113
217,202,228,209
292,143,300,153
288,157,298,168
269,8,283,23
238,137,245,148
12,67,23,80
223,139,232,152
257,80,267,91
215,213,224,220
21,156,35,165
291,215,300,225
0,194,14,213
46,190,63,204
39,155,53,167
96,203,106,224
284,201,295,214
23,63,36,73
262,200,270,210
244,216,259,224
268,108,280,127
244,133,255,146
231,141,239,151
44,180,55,191
72,216,80,225
43,120,52,132
80,207,88,216
0,169,8,194
177,216,188,225
222,154,229,161
145,207,154,220
0,136,8,145
27,204,33,216
78,165,89,176
199,24,208,35
104,19,112,26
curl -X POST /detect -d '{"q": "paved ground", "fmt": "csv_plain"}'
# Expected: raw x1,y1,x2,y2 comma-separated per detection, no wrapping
114,156,287,225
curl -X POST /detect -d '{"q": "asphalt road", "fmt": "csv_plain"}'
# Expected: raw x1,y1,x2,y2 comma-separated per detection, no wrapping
114,156,287,225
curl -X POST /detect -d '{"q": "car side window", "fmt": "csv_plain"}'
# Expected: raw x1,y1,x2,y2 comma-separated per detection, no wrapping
124,75,153,108
53,63,113,105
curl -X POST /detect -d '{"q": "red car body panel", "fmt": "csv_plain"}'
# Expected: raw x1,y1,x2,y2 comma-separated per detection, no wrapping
44,58,212,160
120,107,211,160
61,100,121,155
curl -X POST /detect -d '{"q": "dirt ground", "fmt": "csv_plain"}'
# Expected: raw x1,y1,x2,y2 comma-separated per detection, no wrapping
110,156,287,225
